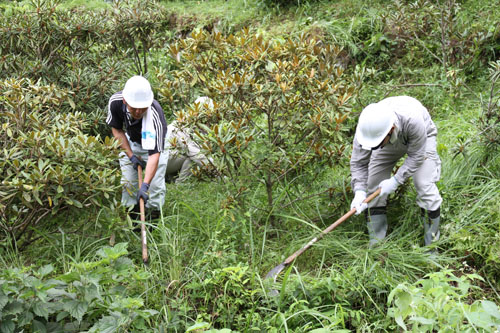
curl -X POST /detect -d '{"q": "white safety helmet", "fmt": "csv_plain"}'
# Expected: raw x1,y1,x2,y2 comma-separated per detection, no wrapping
355,102,396,150
122,76,154,108
194,96,214,110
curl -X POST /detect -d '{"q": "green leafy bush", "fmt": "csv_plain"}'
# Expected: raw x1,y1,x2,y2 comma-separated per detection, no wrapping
388,269,500,331
0,0,158,132
382,0,500,73
480,61,500,148
0,243,157,332
185,265,261,329
0,78,120,242
161,29,359,216
107,0,172,75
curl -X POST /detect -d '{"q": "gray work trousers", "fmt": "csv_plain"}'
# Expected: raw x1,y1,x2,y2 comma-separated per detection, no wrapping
166,154,191,183
166,152,207,183
367,137,442,211
119,138,168,210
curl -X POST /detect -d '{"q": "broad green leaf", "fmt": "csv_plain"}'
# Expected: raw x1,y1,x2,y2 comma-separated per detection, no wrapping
83,284,101,303
38,264,54,278
66,300,88,322
0,319,15,333
58,271,80,283
96,242,128,260
0,293,8,311
3,300,23,315
46,288,70,298
32,301,50,320
18,310,34,326
56,311,69,322
186,322,211,332
32,319,47,333
482,300,500,319
448,307,463,326
467,311,496,329
89,315,120,333
395,290,412,313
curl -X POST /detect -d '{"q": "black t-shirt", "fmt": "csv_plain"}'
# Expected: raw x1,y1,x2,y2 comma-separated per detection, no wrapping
106,91,167,155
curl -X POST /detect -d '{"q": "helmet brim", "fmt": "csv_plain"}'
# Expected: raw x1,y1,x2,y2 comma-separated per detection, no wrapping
355,112,395,149
125,98,153,109
122,91,154,109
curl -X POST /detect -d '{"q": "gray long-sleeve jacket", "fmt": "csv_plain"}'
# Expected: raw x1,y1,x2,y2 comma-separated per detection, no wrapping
350,96,438,192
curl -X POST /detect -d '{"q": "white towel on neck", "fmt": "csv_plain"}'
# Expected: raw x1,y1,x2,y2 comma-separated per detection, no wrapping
141,107,156,150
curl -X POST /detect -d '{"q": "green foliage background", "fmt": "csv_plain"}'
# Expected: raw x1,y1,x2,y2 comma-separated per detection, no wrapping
0,0,499,331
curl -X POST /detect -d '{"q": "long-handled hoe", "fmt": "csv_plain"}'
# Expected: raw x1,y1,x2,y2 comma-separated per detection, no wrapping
138,165,149,265
265,188,381,283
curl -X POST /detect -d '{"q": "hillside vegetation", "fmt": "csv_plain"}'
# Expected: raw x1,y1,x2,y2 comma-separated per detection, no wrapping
0,0,499,331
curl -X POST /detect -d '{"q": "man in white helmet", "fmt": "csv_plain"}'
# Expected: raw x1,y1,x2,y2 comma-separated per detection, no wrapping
165,97,214,183
106,76,168,219
349,96,442,247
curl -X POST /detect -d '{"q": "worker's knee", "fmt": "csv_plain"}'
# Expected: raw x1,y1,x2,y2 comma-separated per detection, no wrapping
414,177,433,193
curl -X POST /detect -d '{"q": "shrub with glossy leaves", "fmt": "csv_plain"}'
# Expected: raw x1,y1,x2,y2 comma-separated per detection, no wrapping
0,0,173,134
0,78,120,242
160,29,360,214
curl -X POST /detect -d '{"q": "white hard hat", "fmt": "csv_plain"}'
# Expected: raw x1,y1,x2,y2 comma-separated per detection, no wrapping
194,96,214,110
122,76,154,108
355,103,396,150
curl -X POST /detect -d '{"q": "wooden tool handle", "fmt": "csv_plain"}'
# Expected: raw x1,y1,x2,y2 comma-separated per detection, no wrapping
138,165,148,264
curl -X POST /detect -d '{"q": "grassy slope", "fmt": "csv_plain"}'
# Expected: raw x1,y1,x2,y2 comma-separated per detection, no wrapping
1,0,499,330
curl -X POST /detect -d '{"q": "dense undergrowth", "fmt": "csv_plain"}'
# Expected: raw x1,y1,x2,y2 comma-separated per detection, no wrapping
1,0,500,331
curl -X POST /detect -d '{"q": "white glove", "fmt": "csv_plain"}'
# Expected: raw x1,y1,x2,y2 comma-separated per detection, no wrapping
379,177,399,197
350,190,368,215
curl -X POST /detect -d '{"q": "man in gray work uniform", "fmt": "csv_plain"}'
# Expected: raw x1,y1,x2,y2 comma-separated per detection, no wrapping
349,96,442,247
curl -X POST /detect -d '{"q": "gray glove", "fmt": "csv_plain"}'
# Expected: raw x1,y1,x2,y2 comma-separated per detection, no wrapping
136,182,150,205
129,154,146,171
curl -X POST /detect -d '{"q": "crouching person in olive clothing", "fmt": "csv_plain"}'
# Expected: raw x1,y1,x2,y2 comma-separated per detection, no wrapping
349,96,442,247
106,76,168,219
